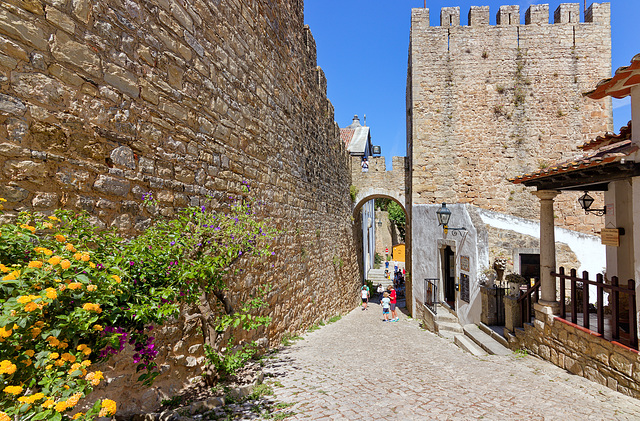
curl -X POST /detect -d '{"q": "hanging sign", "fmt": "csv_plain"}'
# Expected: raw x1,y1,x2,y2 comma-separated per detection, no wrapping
601,228,620,247
385,247,389,254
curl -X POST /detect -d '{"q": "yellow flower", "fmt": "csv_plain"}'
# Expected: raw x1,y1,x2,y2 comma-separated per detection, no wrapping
45,288,58,299
68,282,83,290
77,344,87,351
55,234,66,242
43,222,53,229
99,398,117,417
47,336,60,346
65,243,76,252
82,347,92,356
25,349,34,357
24,302,38,312
81,253,90,262
57,342,68,349
0,326,11,338
31,327,41,338
92,324,103,331
73,253,82,261
72,412,84,419
48,256,61,266
45,364,53,370
48,215,60,221
61,353,76,363
82,303,102,313
54,400,68,412
60,259,71,270
42,398,55,408
54,359,65,366
3,385,23,395
0,412,9,421
87,284,97,292
111,275,122,284
0,360,17,375
48,352,59,359
28,260,44,268
0,264,10,273
32,392,44,400
2,272,17,281
81,360,91,367
85,370,103,386
67,392,82,407
89,262,96,268
20,224,36,233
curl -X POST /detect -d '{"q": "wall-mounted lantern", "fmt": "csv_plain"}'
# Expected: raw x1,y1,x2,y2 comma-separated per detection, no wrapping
436,203,467,236
578,192,606,216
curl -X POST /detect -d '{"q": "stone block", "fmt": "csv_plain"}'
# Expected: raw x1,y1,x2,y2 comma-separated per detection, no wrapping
440,7,460,26
32,192,58,208
610,352,633,377
0,8,48,51
0,94,26,116
4,160,48,181
45,6,76,34
72,0,92,24
110,146,136,170
51,32,101,77
0,184,29,202
49,63,84,86
104,63,139,98
525,4,549,25
554,3,580,23
468,6,490,26
93,174,130,196
585,2,610,24
496,5,519,25
0,35,29,62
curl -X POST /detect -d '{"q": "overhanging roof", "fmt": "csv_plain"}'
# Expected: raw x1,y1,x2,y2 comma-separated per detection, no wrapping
585,53,640,99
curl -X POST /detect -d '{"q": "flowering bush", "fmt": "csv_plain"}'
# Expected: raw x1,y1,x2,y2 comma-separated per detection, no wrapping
0,185,277,418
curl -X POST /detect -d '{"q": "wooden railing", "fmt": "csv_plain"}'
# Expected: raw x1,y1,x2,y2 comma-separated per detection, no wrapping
518,279,540,326
553,267,638,350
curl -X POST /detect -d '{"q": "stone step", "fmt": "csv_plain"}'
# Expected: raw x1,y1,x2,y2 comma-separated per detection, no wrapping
478,322,509,348
463,324,512,356
436,321,464,334
454,334,488,357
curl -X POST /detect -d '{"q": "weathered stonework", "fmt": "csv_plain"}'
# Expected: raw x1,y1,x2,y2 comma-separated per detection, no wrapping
407,3,613,235
508,314,640,400
0,0,359,414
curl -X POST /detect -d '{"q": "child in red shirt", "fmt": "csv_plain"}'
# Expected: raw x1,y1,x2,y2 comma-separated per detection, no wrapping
388,286,398,322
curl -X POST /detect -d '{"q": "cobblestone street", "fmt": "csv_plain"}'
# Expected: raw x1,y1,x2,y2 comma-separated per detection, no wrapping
264,302,640,420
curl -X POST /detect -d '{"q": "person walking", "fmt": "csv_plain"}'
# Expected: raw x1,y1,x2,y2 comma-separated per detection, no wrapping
360,285,370,310
388,285,398,322
376,283,384,302
381,292,391,321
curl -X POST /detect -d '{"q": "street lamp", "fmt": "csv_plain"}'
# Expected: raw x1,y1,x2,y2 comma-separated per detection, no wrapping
578,191,606,216
436,203,467,235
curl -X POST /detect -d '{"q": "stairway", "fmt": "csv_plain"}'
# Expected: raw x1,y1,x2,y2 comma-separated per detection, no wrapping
366,267,393,290
433,305,511,357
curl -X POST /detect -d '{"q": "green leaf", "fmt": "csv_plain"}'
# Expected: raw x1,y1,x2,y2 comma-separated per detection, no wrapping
51,412,62,421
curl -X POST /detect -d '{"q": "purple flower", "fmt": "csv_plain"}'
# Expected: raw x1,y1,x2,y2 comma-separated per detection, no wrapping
201,206,206,212
130,261,135,266
170,241,175,246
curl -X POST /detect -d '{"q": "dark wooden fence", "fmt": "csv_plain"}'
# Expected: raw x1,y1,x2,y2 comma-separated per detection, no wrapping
552,267,637,350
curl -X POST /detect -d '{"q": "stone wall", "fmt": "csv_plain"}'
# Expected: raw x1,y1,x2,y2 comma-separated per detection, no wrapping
508,311,640,399
408,3,612,235
0,0,359,414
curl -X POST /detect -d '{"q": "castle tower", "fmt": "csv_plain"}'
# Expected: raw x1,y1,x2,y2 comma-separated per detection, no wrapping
407,2,612,232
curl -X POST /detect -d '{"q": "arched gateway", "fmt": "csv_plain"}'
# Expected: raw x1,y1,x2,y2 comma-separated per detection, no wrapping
350,156,412,313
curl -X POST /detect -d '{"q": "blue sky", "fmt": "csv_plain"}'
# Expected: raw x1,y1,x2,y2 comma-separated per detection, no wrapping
304,1,638,169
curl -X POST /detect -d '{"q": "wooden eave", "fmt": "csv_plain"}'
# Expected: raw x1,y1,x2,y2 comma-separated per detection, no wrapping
517,161,640,191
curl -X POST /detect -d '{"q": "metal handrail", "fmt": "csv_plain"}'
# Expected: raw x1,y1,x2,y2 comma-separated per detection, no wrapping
424,278,439,315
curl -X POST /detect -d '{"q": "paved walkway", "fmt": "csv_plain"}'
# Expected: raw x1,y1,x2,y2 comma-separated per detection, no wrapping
264,302,640,420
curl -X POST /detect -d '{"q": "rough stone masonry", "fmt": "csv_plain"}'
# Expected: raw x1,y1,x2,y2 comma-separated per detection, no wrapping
0,0,360,413
407,3,613,235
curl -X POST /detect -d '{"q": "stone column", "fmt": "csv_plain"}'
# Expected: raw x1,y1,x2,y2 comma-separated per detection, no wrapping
533,190,560,313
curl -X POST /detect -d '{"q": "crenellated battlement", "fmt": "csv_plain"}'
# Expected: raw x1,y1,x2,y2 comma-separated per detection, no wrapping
413,3,610,26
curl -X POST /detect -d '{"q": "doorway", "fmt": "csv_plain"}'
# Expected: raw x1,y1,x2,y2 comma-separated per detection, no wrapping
519,253,540,281
443,246,456,308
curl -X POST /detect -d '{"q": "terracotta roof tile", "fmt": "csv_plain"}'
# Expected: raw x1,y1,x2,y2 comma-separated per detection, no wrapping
510,139,638,184
578,121,632,151
585,53,640,99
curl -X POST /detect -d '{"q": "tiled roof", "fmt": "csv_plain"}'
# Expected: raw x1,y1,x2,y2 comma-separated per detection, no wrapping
585,53,640,99
340,128,355,147
510,134,638,185
578,121,631,151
